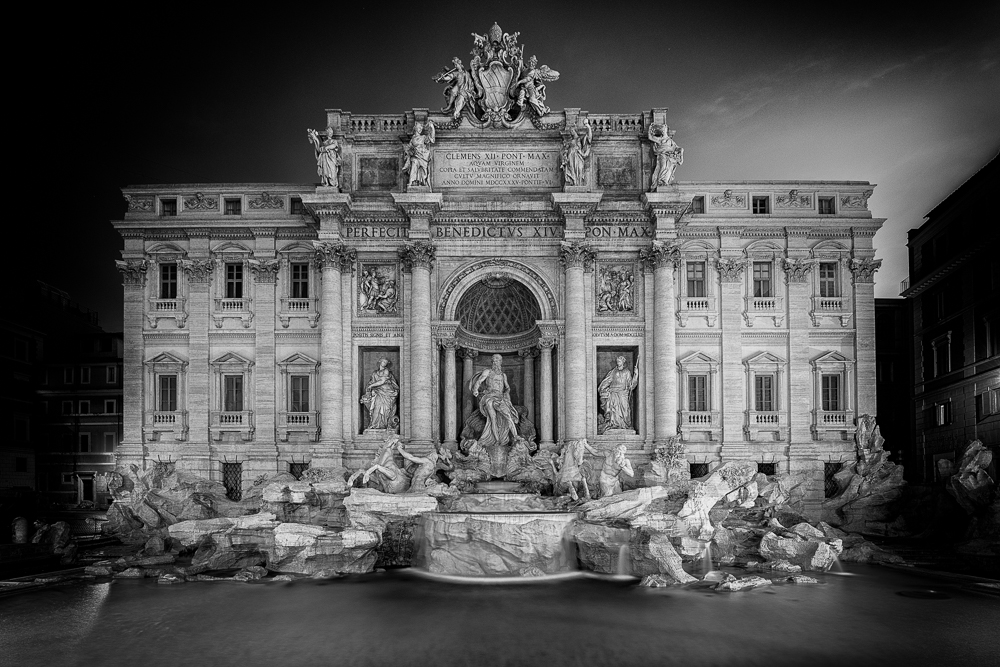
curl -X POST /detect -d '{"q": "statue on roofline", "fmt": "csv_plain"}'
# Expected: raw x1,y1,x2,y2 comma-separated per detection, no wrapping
403,120,436,189
648,123,683,190
307,127,341,190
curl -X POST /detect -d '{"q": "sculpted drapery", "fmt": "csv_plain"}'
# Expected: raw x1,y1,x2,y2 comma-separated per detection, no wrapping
470,354,520,449
361,358,399,430
597,355,638,433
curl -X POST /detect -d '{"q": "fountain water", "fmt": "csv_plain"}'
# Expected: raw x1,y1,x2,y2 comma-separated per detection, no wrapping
699,539,714,575
616,544,630,576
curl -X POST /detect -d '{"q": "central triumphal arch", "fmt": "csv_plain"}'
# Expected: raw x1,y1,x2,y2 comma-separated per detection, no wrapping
114,23,883,514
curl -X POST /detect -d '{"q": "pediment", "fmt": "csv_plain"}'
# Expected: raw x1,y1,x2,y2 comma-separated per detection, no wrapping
147,242,186,255
212,241,252,255
744,351,786,367
678,351,718,367
145,351,188,366
278,352,319,367
211,351,254,368
812,350,852,367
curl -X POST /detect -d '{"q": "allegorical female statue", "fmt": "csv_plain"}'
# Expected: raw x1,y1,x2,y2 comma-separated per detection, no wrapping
360,358,399,431
648,123,683,190
403,120,436,188
307,127,341,189
597,355,639,434
561,119,592,187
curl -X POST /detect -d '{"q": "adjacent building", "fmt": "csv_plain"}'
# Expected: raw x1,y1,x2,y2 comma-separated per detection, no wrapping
111,25,886,515
900,154,999,483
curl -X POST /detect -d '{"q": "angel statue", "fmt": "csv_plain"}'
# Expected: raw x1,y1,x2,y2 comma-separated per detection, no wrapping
403,120,436,189
434,57,478,120
307,127,341,189
648,124,684,190
514,55,559,116
561,119,593,187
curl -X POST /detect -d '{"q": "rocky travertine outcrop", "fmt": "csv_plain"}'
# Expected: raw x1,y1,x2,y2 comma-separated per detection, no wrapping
268,523,380,575
261,479,349,526
947,440,996,515
821,415,907,536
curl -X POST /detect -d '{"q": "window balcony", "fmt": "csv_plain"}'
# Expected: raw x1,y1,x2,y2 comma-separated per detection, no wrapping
147,298,187,328
742,296,785,327
809,296,852,328
210,410,254,441
744,410,788,441
676,296,717,327
679,410,721,441
811,410,856,440
279,297,320,328
277,411,320,442
142,410,188,442
212,298,253,328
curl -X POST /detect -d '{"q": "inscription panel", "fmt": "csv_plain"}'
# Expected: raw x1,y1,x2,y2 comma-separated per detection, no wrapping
432,149,561,190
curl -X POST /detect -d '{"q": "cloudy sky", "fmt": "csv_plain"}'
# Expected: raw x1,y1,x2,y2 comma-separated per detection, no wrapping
24,2,998,332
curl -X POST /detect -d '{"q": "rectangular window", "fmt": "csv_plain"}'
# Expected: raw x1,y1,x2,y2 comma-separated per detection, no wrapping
818,197,835,214
290,198,306,215
690,463,710,478
752,196,770,214
690,196,705,214
107,366,117,383
933,335,951,377
64,367,74,384
686,262,706,297
754,375,774,412
821,375,841,411
291,263,310,298
79,400,90,414
80,367,91,384
757,462,777,475
104,399,117,414
160,263,178,299
161,198,177,216
752,262,772,297
224,375,244,412
62,400,73,415
224,198,241,215
933,401,952,427
290,375,310,412
226,263,244,298
222,462,243,501
289,462,309,480
79,432,91,452
103,433,116,452
819,262,838,297
824,462,842,497
688,375,708,412
977,388,999,421
159,375,177,412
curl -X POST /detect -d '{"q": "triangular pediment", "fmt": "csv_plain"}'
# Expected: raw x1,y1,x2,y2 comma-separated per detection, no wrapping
145,351,187,366
744,351,786,366
211,351,254,367
812,350,852,367
278,352,318,367
678,351,718,367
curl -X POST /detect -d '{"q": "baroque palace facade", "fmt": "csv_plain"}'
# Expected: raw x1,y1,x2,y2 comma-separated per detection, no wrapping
113,26,883,514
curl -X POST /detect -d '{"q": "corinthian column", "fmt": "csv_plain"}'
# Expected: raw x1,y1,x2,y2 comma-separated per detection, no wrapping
519,347,537,424
400,241,436,447
560,242,596,441
441,338,459,447
314,242,355,468
537,336,556,450
642,241,681,445
460,348,478,424
115,259,149,471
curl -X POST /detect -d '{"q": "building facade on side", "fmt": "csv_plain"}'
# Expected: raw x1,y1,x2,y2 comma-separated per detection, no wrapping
900,154,999,483
112,27,885,516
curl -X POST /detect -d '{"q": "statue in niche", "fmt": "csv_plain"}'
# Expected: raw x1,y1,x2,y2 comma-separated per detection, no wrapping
470,354,520,476
403,120,436,188
360,358,399,431
648,123,684,190
597,266,635,314
307,127,341,189
358,267,398,314
347,428,411,493
514,55,560,116
598,443,634,497
561,119,592,187
435,57,479,119
552,438,600,501
597,356,639,434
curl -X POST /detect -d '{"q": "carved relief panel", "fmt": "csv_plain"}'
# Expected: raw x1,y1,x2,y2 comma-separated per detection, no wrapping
595,261,636,316
357,263,400,316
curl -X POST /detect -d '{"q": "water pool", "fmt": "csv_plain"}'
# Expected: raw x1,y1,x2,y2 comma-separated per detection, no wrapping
1,565,996,667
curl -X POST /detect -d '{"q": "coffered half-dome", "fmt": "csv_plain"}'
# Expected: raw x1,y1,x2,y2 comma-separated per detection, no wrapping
456,273,541,337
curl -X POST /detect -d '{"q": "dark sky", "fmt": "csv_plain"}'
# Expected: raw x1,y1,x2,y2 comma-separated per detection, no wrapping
21,2,999,333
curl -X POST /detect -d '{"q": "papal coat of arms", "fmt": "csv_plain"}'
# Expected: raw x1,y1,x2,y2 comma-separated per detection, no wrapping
433,23,560,129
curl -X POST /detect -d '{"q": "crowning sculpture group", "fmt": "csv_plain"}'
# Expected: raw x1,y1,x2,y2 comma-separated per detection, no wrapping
312,23,683,501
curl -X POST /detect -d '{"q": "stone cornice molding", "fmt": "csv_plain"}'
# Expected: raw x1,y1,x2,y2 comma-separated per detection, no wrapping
717,226,745,238
551,192,602,221
185,228,212,238
850,227,879,238
850,257,881,284
116,259,149,287
639,241,681,270
781,258,814,283
249,259,280,283
182,259,215,284
314,242,356,272
250,227,277,238
559,241,597,270
399,241,436,271
715,256,747,283
391,192,443,221
518,347,539,358
641,194,690,220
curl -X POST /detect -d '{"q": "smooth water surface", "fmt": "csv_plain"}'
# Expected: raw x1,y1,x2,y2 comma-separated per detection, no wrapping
1,565,996,667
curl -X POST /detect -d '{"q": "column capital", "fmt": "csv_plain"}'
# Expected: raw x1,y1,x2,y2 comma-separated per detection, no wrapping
399,241,436,271
116,259,149,288
715,256,746,283
850,257,881,284
439,337,460,350
537,336,557,350
181,258,215,284
640,241,680,271
559,241,596,270
460,347,479,360
518,347,539,359
249,259,280,284
781,257,814,284
314,242,356,272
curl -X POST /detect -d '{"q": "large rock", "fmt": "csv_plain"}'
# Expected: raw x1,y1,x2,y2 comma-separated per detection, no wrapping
343,488,441,568
573,523,697,581
261,480,349,526
643,530,698,583
759,530,843,571
947,440,996,515
715,574,771,591
577,487,670,523
677,461,758,539
420,511,577,576
168,512,280,571
268,524,380,575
